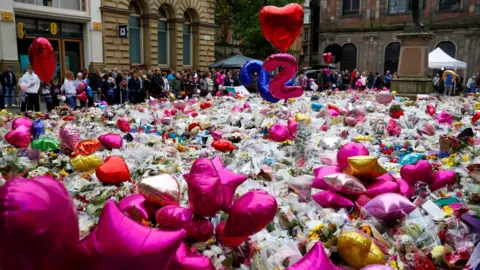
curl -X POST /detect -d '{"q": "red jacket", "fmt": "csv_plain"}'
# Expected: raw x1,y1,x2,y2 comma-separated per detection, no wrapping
350,72,356,84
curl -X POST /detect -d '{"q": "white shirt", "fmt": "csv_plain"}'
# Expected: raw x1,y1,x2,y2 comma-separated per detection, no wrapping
163,77,170,91
21,72,40,94
62,79,77,97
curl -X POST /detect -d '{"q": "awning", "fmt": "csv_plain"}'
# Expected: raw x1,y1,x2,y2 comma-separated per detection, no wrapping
428,48,467,69
210,55,256,69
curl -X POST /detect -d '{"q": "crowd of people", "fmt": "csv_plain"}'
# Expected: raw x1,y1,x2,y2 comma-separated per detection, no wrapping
0,66,244,113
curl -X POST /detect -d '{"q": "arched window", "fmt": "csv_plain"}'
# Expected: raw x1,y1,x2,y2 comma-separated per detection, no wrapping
343,0,360,15
436,41,456,58
388,0,408,14
129,2,142,64
158,7,168,65
340,43,357,71
384,42,401,74
183,12,192,66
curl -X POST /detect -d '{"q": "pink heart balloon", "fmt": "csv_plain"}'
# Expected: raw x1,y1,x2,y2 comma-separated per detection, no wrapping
5,125,32,148
98,133,123,150
269,123,292,142
365,179,399,198
288,119,298,136
288,242,342,270
155,205,213,242
337,142,369,171
400,160,434,185
375,91,394,105
12,116,33,130
375,173,395,182
210,130,223,141
184,158,223,217
394,178,415,198
211,156,247,211
117,118,131,133
170,242,214,270
224,190,277,237
312,166,342,190
79,200,185,270
430,170,456,191
312,190,354,209
364,193,416,221
59,124,81,155
0,176,79,270
118,194,159,222
328,109,339,116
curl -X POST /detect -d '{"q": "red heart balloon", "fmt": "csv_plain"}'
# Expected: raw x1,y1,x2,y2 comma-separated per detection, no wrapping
323,52,333,64
96,156,130,185
259,4,304,53
28,37,56,83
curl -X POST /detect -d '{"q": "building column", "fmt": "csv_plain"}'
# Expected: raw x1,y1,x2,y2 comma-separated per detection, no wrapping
86,0,103,71
173,20,184,70
0,0,20,72
463,33,472,76
196,24,215,72
144,15,159,69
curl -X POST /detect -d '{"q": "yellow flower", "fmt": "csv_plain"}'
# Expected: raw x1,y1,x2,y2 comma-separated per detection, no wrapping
308,232,319,242
431,245,445,259
390,260,399,270
446,161,454,168
59,169,69,177
449,153,457,158
462,155,470,162
441,158,448,164
443,206,452,217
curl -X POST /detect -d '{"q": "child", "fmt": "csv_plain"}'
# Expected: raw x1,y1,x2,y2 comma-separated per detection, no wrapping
42,82,53,112
50,78,61,108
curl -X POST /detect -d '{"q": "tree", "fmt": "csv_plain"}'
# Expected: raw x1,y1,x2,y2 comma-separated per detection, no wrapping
216,0,301,60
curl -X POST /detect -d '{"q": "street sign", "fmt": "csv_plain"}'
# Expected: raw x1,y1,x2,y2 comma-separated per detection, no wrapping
118,24,128,38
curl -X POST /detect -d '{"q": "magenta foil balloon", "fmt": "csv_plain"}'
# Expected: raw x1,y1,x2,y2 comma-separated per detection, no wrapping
288,242,342,270
400,160,434,185
312,166,341,190
98,133,123,150
364,193,416,221
59,124,81,155
395,178,415,198
117,118,131,133
430,170,456,191
155,205,213,242
312,190,354,209
337,142,369,171
360,265,395,270
210,130,223,141
170,242,215,270
269,123,292,142
79,200,185,270
288,119,298,136
185,157,223,217
0,176,79,270
118,194,158,222
5,124,32,148
211,155,247,211
375,173,395,182
365,179,399,198
224,190,278,237
12,116,33,130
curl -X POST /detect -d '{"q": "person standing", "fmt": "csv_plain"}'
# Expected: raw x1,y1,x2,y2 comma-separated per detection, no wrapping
444,72,454,96
151,68,165,98
199,73,208,96
206,72,214,95
162,72,170,93
74,73,84,90
51,78,61,108
3,66,17,108
41,82,53,112
466,75,476,94
102,73,116,105
224,72,234,87
384,70,392,89
88,68,102,103
432,73,441,93
62,71,77,109
21,65,41,112
360,72,367,90
167,69,175,81
367,72,374,89
128,73,141,104
374,72,382,89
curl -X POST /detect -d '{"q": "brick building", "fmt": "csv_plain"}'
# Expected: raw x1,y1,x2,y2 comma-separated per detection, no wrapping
0,0,215,81
306,0,480,77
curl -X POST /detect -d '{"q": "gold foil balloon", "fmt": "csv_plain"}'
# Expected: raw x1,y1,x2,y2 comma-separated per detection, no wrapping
353,136,372,142
138,174,180,206
337,231,386,269
295,114,310,124
344,156,387,181
71,155,102,172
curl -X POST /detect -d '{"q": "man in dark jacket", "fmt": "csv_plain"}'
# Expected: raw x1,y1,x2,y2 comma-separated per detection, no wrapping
88,68,102,104
151,68,164,97
3,66,17,108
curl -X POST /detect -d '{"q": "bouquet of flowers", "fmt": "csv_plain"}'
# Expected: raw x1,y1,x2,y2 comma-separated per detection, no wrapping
389,104,404,119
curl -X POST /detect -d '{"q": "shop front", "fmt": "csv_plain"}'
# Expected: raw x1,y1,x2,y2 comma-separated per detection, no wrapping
16,17,83,81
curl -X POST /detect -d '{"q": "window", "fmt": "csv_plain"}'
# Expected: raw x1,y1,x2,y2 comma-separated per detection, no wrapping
129,2,142,64
14,0,85,11
389,0,408,14
343,0,360,15
303,29,309,41
183,12,192,66
340,43,357,71
304,7,311,24
436,41,456,58
302,46,308,55
439,0,461,11
384,42,401,74
158,8,168,65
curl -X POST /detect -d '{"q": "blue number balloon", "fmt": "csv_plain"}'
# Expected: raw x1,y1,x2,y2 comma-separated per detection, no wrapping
240,60,280,103
32,119,45,140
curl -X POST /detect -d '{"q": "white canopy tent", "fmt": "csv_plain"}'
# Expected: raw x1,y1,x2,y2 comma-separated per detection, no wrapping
428,47,467,69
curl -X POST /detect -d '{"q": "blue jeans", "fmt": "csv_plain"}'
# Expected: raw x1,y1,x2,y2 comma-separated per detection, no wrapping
4,86,14,106
67,96,76,108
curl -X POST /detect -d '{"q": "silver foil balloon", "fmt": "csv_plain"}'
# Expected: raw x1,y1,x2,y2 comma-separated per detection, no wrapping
138,174,180,206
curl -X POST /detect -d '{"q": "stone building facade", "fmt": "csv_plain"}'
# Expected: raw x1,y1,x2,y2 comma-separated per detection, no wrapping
307,0,480,77
101,0,216,72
